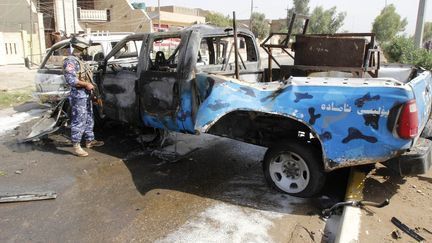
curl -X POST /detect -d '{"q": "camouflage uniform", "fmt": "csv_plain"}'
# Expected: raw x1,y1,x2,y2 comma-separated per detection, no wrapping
63,56,95,144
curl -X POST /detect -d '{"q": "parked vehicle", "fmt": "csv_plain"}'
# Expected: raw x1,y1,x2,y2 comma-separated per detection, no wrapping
27,22,432,197
33,32,133,104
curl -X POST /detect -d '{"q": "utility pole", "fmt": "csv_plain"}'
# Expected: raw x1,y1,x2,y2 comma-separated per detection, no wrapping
414,0,428,48
29,0,33,64
158,0,161,31
286,0,290,30
249,0,253,29
72,0,76,34
62,0,67,35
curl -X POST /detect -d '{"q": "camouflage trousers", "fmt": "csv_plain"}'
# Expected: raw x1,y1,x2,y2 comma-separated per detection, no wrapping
70,96,94,144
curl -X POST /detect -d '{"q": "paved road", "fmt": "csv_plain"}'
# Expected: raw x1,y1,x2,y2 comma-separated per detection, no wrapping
0,115,340,243
0,65,36,91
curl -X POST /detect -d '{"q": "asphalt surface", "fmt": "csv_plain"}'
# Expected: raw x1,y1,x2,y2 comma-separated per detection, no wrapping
0,116,344,242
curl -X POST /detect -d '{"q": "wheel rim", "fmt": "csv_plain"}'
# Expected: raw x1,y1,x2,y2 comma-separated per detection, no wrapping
269,151,310,194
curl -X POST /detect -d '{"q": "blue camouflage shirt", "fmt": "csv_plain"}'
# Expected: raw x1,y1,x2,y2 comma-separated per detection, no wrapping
63,56,89,99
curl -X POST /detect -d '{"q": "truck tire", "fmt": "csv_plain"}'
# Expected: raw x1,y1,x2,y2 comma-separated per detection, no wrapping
421,118,432,139
263,142,326,197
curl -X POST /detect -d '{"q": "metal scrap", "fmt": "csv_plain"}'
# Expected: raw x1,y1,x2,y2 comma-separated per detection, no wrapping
322,199,389,218
391,229,402,239
0,192,57,203
391,217,425,242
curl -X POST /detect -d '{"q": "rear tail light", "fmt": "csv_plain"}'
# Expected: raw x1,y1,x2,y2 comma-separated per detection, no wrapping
397,99,418,139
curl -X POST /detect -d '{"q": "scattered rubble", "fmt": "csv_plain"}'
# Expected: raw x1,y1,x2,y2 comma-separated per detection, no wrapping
391,229,402,239
391,217,425,242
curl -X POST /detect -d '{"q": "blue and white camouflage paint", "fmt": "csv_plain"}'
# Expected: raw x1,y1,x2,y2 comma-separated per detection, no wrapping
142,70,432,171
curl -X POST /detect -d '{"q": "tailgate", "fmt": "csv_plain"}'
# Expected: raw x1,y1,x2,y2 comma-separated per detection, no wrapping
408,70,432,134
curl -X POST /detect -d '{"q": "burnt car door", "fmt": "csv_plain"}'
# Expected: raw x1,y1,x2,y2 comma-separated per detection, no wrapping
138,31,200,133
98,35,147,125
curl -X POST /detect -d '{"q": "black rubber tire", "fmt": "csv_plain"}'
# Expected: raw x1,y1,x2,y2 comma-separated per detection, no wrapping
421,118,432,139
263,141,326,198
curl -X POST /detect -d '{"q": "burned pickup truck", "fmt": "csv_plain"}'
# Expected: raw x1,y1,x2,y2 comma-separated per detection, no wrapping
28,22,432,197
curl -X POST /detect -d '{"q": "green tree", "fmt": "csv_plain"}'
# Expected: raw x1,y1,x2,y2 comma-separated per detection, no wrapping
282,0,310,33
250,12,269,39
372,4,408,43
423,22,432,42
308,6,346,34
205,12,231,27
384,36,432,70
277,0,345,35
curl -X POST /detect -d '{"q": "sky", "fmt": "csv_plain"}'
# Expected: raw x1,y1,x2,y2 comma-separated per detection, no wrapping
140,0,432,36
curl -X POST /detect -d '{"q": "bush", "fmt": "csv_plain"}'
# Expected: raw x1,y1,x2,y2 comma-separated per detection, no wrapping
383,36,432,70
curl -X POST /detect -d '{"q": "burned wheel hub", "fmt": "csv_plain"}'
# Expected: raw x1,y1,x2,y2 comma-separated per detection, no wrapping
283,161,301,179
269,151,310,194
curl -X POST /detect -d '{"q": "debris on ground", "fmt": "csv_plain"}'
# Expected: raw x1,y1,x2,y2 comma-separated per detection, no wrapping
0,171,6,176
124,145,200,163
391,229,402,239
421,227,432,235
288,224,316,242
0,192,57,203
14,170,23,175
391,217,425,242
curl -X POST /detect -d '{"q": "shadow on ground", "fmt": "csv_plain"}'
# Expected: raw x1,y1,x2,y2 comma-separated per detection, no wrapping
6,120,351,216
363,166,406,203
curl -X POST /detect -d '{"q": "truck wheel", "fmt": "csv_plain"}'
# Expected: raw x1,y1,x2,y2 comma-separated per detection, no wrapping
263,142,326,197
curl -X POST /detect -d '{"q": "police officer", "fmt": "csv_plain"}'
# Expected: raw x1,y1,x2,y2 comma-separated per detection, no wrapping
63,37,104,157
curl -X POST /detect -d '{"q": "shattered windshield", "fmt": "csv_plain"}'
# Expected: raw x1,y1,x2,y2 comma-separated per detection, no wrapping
42,43,104,69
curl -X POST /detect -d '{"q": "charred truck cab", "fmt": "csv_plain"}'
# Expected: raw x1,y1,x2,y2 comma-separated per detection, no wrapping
98,25,260,132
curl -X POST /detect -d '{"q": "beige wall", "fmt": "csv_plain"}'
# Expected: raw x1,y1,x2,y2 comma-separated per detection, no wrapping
0,0,45,65
149,6,201,16
80,0,152,33
153,11,205,27
146,6,205,29
0,0,37,33
0,31,44,65
270,19,287,33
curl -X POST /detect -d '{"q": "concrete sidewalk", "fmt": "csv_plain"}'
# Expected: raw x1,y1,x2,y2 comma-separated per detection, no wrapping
0,65,37,91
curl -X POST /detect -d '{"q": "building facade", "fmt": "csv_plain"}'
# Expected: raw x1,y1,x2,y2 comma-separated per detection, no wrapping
0,0,46,65
146,5,206,31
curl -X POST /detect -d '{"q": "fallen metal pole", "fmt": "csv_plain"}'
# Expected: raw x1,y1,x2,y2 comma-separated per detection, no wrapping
0,192,57,203
335,168,366,243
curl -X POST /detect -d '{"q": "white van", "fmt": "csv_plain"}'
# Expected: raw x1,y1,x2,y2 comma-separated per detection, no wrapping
33,32,133,104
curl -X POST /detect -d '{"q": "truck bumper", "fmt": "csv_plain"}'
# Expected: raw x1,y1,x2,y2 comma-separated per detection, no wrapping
33,91,69,104
384,137,432,176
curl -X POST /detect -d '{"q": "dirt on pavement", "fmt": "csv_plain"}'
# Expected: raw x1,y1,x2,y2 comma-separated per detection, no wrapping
360,164,432,242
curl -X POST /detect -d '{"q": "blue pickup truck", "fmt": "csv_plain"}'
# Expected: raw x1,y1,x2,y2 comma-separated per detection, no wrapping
28,24,432,197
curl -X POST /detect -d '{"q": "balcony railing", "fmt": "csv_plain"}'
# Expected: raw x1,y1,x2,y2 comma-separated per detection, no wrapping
77,8,108,22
